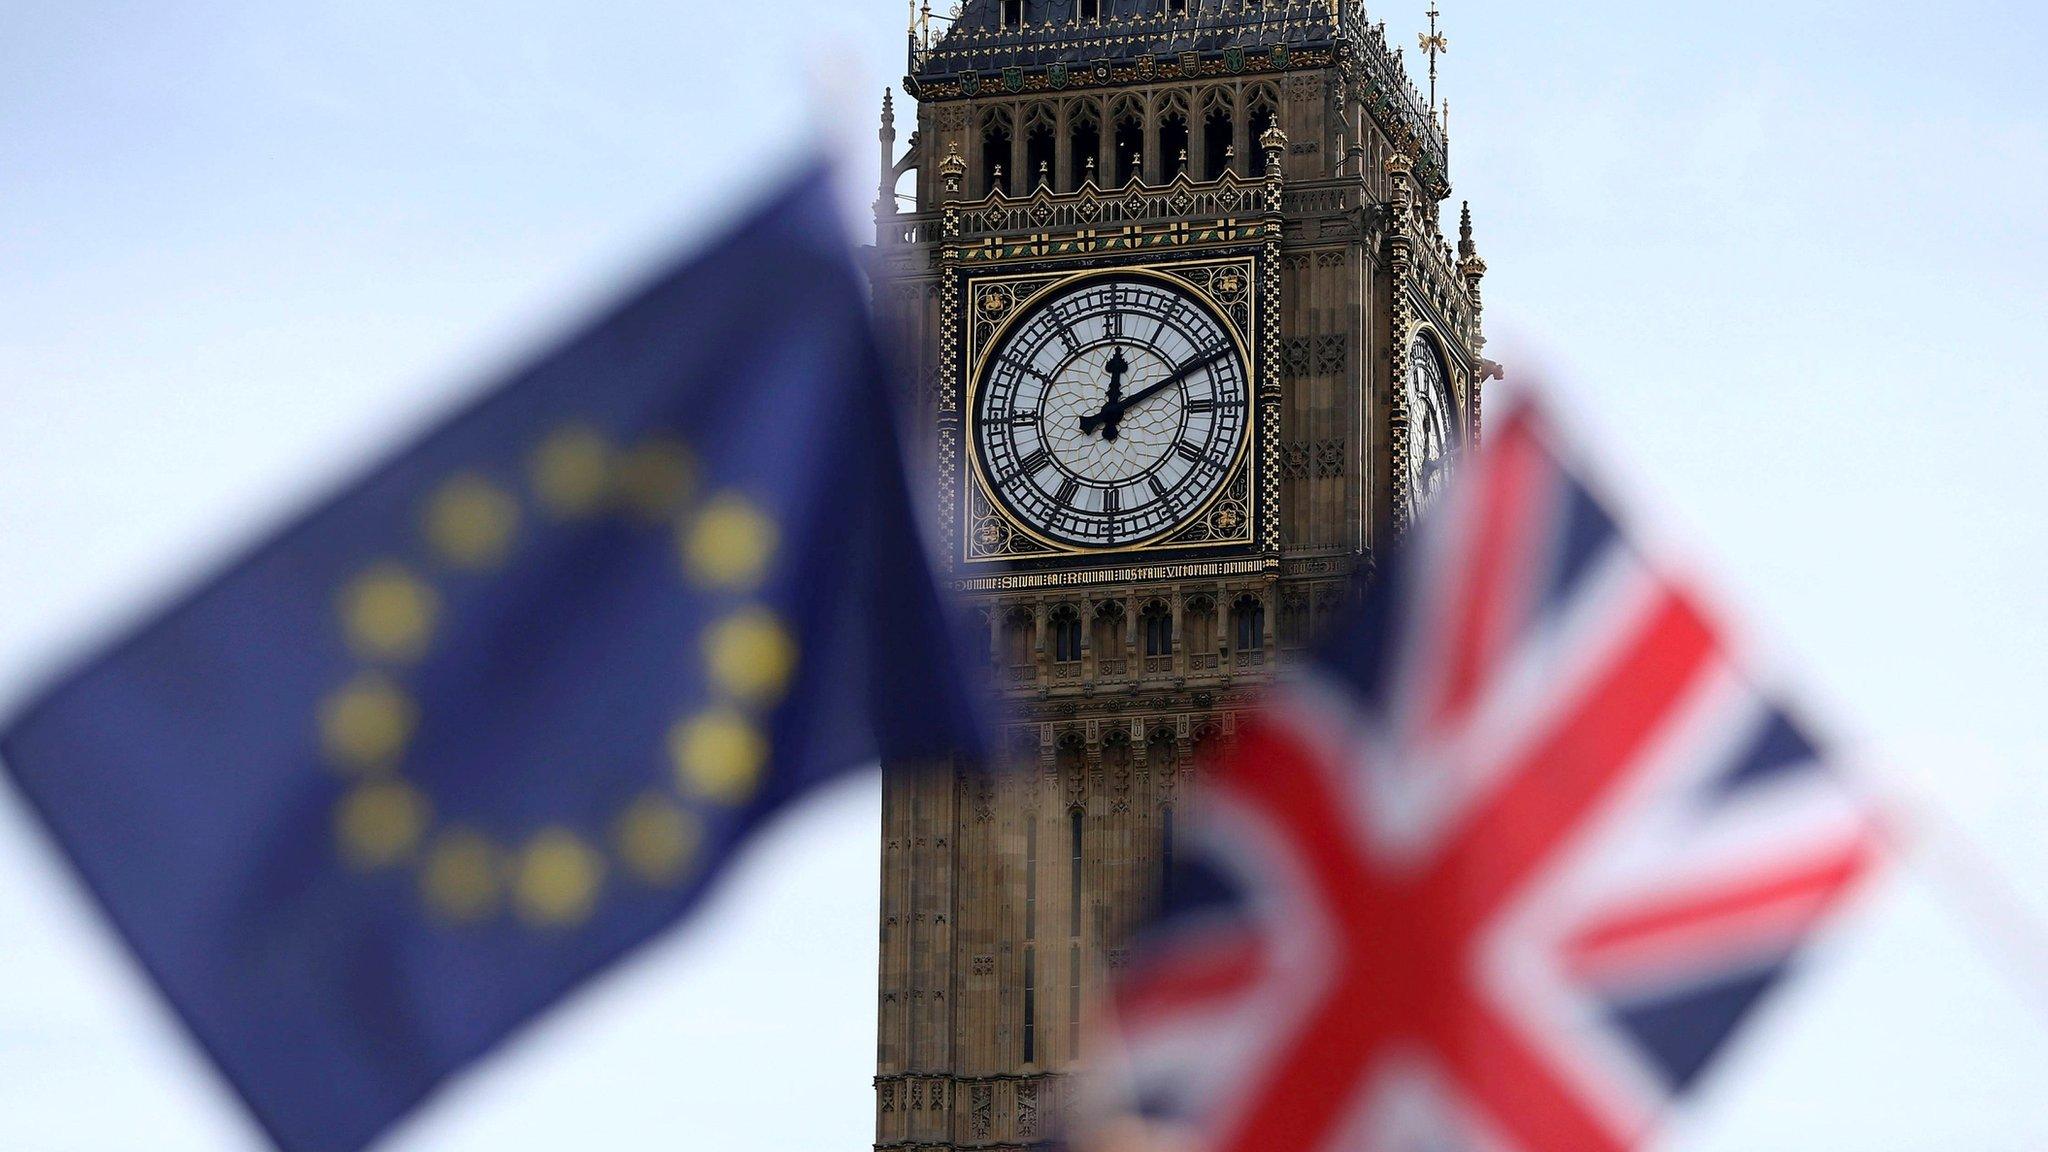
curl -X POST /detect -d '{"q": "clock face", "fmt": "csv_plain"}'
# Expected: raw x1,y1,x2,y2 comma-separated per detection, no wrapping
973,276,1250,549
1406,334,1457,512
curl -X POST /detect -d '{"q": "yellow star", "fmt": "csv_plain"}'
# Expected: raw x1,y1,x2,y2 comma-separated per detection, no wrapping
529,425,614,517
336,780,430,869
704,608,797,705
514,828,605,927
682,495,778,590
613,793,702,886
669,708,768,805
616,439,697,521
339,563,438,663
423,473,520,569
317,673,417,772
421,828,501,923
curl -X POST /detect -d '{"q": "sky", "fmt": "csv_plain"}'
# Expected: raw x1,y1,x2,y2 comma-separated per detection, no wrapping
1,1,2044,1149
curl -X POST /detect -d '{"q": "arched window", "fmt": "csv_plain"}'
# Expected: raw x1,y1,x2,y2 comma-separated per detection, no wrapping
1167,0,1187,14
1182,594,1217,670
1049,604,1082,665
1232,593,1265,652
1201,92,1234,180
1004,606,1036,668
1024,105,1057,191
1056,731,1087,773
1247,88,1279,177
1067,102,1101,190
1140,599,1173,659
1159,104,1190,180
1279,590,1311,649
1068,803,1087,936
1112,99,1144,186
1097,594,1130,668
1146,726,1178,771
1003,0,1023,28
1192,723,1227,769
980,108,1013,197
1080,0,1101,20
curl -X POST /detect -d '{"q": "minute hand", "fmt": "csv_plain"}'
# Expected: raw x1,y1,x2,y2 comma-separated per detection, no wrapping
1079,348,1229,435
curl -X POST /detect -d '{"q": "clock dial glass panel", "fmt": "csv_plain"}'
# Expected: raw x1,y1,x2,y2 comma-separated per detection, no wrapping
1406,335,1456,512
974,276,1249,548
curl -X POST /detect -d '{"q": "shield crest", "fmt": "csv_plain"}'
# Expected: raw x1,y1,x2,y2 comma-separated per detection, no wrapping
1049,62,1069,90
1270,45,1290,70
1224,46,1245,73
1002,66,1024,93
1093,59,1113,83
960,70,980,96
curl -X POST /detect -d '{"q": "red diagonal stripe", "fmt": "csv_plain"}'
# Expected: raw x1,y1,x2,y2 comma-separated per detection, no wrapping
1564,836,1878,980
1429,587,1721,941
1211,722,1393,1152
1431,412,1547,735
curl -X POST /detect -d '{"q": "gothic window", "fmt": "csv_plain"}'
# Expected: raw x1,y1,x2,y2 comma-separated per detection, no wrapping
1147,726,1178,770
1025,813,1038,939
1140,599,1173,658
1167,0,1186,13
1232,593,1265,652
1069,942,1083,1057
1159,102,1190,180
1091,600,1125,661
1201,91,1234,179
980,108,1013,196
1080,0,1100,20
1049,604,1082,665
1022,945,1037,1063
1068,805,1085,937
1279,590,1311,648
1056,731,1087,773
1182,594,1216,665
1003,606,1035,667
1025,106,1057,191
1003,0,1023,28
1247,88,1279,177
1068,102,1101,189
1112,100,1143,186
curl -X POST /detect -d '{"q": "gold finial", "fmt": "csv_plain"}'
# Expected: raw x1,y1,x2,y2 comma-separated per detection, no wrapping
1419,4,1449,115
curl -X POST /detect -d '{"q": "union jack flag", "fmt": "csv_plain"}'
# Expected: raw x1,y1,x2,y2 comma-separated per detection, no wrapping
1087,397,1881,1152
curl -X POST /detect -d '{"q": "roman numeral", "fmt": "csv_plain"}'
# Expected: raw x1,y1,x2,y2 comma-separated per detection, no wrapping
1175,440,1208,464
1104,486,1121,516
1056,477,1080,507
1010,410,1040,427
1186,398,1216,413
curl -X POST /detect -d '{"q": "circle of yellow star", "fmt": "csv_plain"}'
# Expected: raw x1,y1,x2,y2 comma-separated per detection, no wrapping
423,473,520,569
529,425,613,517
339,563,438,663
336,780,430,869
318,673,417,772
421,828,501,923
613,793,702,886
514,828,605,927
704,608,797,705
669,708,768,805
682,495,778,590
616,439,697,521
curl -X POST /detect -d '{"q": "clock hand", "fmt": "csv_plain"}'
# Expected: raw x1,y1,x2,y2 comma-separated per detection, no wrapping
1079,346,1230,437
1097,348,1129,442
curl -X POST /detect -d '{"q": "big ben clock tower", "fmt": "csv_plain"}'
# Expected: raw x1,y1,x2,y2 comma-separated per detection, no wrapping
867,2,1489,1148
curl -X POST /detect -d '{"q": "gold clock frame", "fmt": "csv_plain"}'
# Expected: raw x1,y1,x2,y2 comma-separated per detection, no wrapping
961,258,1262,565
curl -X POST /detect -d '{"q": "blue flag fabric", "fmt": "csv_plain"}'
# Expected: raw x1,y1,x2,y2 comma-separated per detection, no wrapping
0,166,985,1152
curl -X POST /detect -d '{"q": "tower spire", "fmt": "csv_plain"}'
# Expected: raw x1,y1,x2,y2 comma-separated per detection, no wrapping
1419,4,1449,115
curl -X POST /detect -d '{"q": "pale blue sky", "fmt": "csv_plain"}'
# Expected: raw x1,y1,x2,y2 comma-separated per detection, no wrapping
1,2,2044,1149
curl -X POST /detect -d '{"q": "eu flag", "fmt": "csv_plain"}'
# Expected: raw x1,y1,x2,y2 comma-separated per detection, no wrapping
0,166,985,1152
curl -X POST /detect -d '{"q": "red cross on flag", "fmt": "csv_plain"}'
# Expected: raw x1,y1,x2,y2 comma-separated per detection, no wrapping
1080,392,1882,1152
